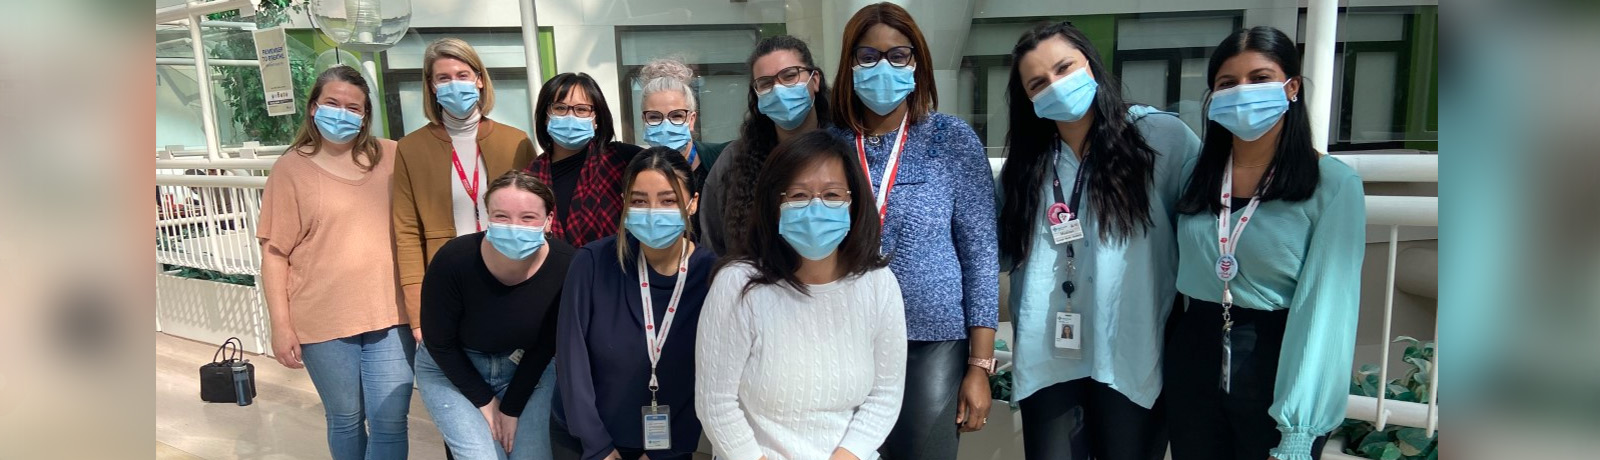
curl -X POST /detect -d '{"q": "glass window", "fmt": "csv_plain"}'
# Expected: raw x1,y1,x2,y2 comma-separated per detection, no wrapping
380,28,550,139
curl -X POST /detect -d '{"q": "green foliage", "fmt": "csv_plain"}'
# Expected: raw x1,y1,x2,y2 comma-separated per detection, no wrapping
206,1,317,146
989,338,1015,407
1334,337,1438,460
162,264,257,287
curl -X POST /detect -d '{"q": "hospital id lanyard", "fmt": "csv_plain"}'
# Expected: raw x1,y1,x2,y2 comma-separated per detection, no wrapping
638,241,689,407
451,146,483,232
855,115,909,224
1050,142,1090,307
1215,156,1272,393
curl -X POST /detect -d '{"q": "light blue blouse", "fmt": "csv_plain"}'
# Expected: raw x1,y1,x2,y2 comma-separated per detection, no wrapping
1175,155,1366,460
1004,107,1200,408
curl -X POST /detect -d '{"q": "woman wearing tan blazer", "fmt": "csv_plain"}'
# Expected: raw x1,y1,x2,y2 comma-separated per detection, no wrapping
392,37,536,343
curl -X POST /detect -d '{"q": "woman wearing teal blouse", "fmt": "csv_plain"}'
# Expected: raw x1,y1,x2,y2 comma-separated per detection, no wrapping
996,22,1199,460
1167,26,1365,460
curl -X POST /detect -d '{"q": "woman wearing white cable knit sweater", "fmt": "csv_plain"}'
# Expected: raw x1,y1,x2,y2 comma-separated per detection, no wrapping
695,131,906,460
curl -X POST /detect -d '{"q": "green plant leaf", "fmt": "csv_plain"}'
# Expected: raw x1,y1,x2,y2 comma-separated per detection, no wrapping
1379,443,1402,460
1358,363,1382,376
1396,427,1434,457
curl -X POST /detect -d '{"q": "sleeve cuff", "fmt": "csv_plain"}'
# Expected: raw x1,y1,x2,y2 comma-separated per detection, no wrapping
837,432,882,460
1270,428,1318,460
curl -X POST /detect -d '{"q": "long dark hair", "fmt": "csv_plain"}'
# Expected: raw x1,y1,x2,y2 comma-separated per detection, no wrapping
830,2,938,133
288,66,381,171
722,131,886,296
533,72,617,154
615,146,700,265
1177,26,1319,215
998,22,1158,268
723,35,832,258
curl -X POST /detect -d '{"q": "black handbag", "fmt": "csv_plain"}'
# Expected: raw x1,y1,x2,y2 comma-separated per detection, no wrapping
199,337,256,405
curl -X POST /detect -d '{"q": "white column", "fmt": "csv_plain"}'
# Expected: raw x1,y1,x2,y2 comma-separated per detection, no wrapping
1303,0,1339,151
187,15,224,161
520,0,544,115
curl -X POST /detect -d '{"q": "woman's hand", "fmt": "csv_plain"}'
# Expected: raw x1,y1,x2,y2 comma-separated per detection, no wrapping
412,327,423,345
495,411,518,452
955,367,992,432
828,448,860,460
479,397,502,449
270,326,303,369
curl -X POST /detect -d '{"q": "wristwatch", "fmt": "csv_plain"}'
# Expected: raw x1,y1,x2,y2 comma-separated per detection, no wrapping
968,357,996,376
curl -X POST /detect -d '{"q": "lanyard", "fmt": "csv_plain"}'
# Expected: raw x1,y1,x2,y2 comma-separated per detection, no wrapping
1215,156,1272,393
638,241,689,407
1052,141,1090,302
686,143,698,168
855,115,910,224
451,146,484,232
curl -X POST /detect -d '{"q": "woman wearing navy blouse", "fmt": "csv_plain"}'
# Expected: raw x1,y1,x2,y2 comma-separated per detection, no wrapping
829,3,1000,458
552,146,714,460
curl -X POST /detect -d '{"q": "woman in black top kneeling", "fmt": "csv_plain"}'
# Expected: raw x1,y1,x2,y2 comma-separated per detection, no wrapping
417,170,574,460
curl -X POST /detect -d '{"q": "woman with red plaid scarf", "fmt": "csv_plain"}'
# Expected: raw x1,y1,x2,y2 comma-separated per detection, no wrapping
526,73,645,249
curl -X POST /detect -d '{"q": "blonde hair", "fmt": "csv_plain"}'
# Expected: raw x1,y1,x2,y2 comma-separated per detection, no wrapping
638,58,697,112
421,37,495,124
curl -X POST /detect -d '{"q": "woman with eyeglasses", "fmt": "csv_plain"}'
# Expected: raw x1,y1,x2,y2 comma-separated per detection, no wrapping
700,35,832,257
996,22,1201,460
526,72,645,249
394,37,537,345
829,4,999,457
696,130,905,460
1166,26,1365,460
637,58,725,188
551,146,716,460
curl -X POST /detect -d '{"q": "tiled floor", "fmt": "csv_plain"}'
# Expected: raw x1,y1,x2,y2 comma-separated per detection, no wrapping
155,333,447,459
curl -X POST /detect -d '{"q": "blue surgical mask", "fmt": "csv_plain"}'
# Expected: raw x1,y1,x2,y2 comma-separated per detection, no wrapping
435,80,481,118
644,121,693,151
625,207,686,249
778,199,853,261
313,106,363,144
1031,67,1098,122
1207,81,1290,142
758,82,814,130
547,115,596,150
851,61,916,116
485,222,547,260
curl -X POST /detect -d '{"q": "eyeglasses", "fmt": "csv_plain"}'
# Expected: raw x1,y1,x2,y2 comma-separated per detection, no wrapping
853,46,916,68
642,109,693,126
752,66,816,94
549,103,595,118
779,188,852,208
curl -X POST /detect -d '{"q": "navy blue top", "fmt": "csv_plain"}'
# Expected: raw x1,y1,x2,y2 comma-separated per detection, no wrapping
555,235,715,460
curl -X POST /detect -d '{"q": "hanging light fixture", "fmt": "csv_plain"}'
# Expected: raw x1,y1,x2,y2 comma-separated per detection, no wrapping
308,0,412,53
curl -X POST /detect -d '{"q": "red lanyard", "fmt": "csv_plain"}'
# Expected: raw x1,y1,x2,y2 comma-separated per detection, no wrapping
854,115,909,224
451,147,483,232
1215,156,1274,305
638,242,689,405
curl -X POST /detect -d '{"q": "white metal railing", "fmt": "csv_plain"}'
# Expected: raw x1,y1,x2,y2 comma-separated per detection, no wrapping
154,144,285,276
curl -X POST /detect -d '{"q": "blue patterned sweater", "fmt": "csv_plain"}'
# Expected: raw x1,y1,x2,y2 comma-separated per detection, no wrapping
830,112,1000,341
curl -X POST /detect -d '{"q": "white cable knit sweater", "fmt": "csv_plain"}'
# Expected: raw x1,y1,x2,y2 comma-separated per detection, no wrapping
695,262,907,460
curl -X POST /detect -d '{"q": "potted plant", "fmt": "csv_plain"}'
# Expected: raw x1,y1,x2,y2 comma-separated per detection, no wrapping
1329,337,1438,460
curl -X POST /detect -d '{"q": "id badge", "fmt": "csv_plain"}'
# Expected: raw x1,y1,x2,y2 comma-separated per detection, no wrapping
508,349,524,365
642,405,671,450
1052,311,1083,359
1050,219,1084,245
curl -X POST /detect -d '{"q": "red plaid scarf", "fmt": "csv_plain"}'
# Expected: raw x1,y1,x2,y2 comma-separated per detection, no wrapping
525,142,628,249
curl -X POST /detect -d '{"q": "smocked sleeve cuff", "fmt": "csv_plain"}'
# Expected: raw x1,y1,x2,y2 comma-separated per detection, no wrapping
1270,428,1318,460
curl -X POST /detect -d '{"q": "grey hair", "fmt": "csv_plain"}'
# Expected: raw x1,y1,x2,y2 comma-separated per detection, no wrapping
638,58,697,111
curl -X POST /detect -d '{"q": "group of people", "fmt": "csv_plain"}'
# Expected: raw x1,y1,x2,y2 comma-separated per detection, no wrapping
256,3,1364,460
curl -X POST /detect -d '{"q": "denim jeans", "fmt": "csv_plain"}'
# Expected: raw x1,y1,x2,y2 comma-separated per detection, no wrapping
299,325,417,460
416,348,557,460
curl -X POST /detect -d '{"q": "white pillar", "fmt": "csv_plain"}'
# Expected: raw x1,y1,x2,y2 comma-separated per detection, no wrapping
1303,0,1339,151
519,0,544,115
187,15,224,161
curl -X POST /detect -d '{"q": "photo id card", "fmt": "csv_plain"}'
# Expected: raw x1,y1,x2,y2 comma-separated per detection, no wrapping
508,349,524,365
642,405,671,450
1051,219,1084,245
1054,312,1082,351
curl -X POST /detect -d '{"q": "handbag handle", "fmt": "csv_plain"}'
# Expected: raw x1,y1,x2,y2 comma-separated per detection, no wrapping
212,337,244,364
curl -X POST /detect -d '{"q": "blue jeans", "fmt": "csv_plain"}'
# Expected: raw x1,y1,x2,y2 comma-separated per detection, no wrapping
416,348,556,460
298,326,417,460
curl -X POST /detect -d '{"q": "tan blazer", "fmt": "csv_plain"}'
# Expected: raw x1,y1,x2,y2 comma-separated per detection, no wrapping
392,119,535,326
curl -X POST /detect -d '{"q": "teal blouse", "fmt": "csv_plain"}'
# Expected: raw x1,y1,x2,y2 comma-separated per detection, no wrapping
1175,155,1366,460
1004,107,1200,408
